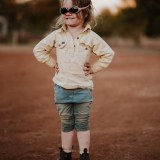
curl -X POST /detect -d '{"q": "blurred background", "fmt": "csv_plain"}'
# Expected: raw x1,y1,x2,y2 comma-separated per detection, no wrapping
0,1,160,160
0,0,160,46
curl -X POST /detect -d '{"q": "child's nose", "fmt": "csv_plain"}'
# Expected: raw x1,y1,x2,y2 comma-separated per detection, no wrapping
65,12,72,16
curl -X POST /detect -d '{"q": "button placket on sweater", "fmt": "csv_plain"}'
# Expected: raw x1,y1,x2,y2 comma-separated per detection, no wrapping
66,33,75,58
68,35,81,61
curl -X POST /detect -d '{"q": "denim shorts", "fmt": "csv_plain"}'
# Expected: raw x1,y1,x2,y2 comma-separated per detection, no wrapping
56,102,92,132
54,84,93,103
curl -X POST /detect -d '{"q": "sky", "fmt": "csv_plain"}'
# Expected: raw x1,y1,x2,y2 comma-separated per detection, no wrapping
92,0,123,14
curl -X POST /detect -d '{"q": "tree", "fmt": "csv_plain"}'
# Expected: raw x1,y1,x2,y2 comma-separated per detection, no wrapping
0,0,60,43
135,0,160,37
94,9,116,37
25,0,60,33
0,0,20,42
118,0,160,38
96,0,160,45
114,7,146,44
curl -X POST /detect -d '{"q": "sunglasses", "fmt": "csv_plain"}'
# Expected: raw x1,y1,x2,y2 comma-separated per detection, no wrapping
60,5,90,14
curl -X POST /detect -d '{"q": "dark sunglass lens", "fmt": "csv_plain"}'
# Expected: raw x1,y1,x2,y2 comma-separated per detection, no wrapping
70,7,78,13
60,8,67,14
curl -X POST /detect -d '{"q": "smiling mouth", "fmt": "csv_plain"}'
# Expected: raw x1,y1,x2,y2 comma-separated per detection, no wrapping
65,18,74,19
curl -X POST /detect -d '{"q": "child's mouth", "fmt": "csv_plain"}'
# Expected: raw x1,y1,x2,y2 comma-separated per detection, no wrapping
65,18,74,20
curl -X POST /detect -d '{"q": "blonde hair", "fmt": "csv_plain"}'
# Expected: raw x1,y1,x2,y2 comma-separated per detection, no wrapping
54,0,96,29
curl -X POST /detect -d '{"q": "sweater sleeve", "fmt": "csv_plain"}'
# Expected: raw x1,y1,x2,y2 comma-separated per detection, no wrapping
33,31,56,68
91,33,115,73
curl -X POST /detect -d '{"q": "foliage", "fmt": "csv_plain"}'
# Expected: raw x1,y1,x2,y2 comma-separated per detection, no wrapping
94,9,116,37
1,0,160,43
0,0,60,34
138,0,160,37
0,0,17,30
25,0,60,32
96,0,160,41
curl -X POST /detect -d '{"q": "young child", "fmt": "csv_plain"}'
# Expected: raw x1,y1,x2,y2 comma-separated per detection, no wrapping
33,0,115,159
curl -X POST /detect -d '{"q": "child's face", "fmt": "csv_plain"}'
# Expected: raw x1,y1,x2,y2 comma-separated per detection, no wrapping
62,0,84,28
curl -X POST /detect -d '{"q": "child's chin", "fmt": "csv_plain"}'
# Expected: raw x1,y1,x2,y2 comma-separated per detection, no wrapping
66,23,78,27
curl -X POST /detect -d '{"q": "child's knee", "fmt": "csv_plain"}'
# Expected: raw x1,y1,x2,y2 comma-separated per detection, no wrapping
56,103,75,132
60,114,75,132
75,114,90,131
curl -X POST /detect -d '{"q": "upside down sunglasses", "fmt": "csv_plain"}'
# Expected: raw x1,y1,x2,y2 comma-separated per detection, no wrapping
60,5,90,14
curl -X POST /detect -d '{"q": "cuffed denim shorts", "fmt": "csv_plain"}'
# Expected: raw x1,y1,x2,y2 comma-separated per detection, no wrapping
54,83,93,132
56,102,91,132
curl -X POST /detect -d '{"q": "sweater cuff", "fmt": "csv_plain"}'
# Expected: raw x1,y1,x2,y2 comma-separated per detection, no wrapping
45,58,56,68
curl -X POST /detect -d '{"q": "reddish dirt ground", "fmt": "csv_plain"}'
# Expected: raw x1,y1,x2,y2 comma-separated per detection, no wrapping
0,46,160,160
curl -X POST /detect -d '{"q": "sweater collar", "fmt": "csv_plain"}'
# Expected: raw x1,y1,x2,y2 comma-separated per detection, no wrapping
59,24,91,33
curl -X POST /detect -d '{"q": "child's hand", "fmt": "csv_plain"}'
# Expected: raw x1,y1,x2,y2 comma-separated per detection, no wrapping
83,62,93,76
54,63,59,74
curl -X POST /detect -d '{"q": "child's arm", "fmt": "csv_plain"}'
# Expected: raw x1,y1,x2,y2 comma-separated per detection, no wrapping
33,32,56,68
91,33,115,73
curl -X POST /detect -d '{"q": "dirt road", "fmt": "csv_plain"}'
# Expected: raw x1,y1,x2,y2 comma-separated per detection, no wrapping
0,46,160,160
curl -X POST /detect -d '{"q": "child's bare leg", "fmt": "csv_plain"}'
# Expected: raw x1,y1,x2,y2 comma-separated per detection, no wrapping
61,130,74,151
77,130,90,153
74,103,91,153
